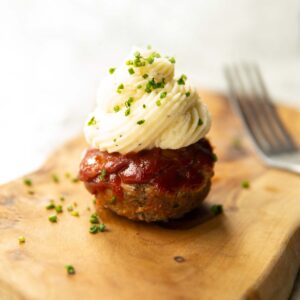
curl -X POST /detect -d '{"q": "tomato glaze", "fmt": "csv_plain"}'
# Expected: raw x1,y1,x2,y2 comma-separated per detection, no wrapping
79,138,214,198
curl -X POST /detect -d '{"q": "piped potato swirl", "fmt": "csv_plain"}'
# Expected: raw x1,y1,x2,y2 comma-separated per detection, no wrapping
84,47,211,154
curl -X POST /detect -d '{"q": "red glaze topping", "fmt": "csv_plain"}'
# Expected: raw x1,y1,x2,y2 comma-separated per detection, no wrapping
79,139,215,198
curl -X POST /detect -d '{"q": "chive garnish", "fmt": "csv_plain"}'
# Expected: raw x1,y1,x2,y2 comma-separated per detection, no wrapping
160,91,167,99
55,205,63,213
99,169,107,181
98,223,106,232
128,67,135,75
156,100,161,107
185,91,191,97
142,104,146,109
48,215,57,223
23,178,32,187
65,265,75,275
241,180,250,189
52,174,59,183
89,225,98,234
114,105,120,112
197,118,203,126
125,108,131,116
210,204,223,215
137,120,145,125
212,153,218,162
18,236,26,244
169,57,176,64
177,74,187,85
143,74,149,79
88,116,96,126
109,67,116,74
71,211,79,217
110,195,117,204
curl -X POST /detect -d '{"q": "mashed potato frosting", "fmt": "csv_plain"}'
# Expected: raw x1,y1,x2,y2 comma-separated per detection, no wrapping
84,47,211,154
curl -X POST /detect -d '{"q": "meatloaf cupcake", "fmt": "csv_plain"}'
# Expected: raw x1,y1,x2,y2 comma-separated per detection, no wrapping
79,47,216,222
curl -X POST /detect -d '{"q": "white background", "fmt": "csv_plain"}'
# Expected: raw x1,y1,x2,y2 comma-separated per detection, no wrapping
0,0,299,184
0,1,300,297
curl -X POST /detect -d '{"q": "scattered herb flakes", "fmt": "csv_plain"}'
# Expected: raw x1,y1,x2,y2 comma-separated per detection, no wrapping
156,100,161,107
18,236,26,244
98,169,107,181
125,108,131,116
185,91,191,97
71,211,79,217
142,74,149,79
114,105,120,112
211,153,218,162
88,116,96,126
72,177,79,183
110,195,117,204
52,174,59,183
128,67,135,75
65,265,76,275
241,180,250,189
142,104,146,109
46,202,55,210
67,205,74,212
160,91,167,99
23,178,32,187
48,215,58,223
137,84,142,89
137,120,145,125
98,223,106,232
174,256,185,263
109,67,116,74
90,213,99,224
55,205,63,213
210,204,223,216
177,74,187,85
93,198,96,205
89,225,99,234
169,57,176,64
197,118,203,126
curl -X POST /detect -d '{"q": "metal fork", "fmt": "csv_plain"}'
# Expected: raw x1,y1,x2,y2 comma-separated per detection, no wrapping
224,63,300,174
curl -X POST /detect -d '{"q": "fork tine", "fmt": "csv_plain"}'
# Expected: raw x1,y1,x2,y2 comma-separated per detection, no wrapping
240,63,288,154
224,66,274,155
250,64,298,152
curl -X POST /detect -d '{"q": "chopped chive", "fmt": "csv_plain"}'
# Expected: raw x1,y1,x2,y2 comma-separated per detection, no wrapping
241,180,250,189
156,100,161,107
65,265,75,275
93,198,96,204
55,205,63,213
134,51,141,58
142,74,149,79
210,204,223,216
142,104,146,109
90,213,99,224
147,56,154,64
98,169,107,181
72,177,79,183
160,91,167,99
197,118,203,126
118,83,124,90
71,211,79,217
109,67,116,74
67,205,73,212
87,116,96,126
48,215,57,223
169,57,176,64
177,74,187,85
128,67,135,75
23,178,32,187
212,153,218,162
89,225,99,234
46,202,55,210
185,91,191,97
98,223,106,232
52,174,59,183
137,120,145,125
114,105,120,112
113,138,117,142
18,236,26,244
125,108,131,116
110,195,117,204
126,60,133,65
125,97,134,108
137,84,142,89
65,172,71,178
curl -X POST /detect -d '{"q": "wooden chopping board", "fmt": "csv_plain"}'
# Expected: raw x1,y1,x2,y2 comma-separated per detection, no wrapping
0,90,299,300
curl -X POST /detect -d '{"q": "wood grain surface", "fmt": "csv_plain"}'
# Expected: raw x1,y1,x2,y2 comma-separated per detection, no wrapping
0,90,299,300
